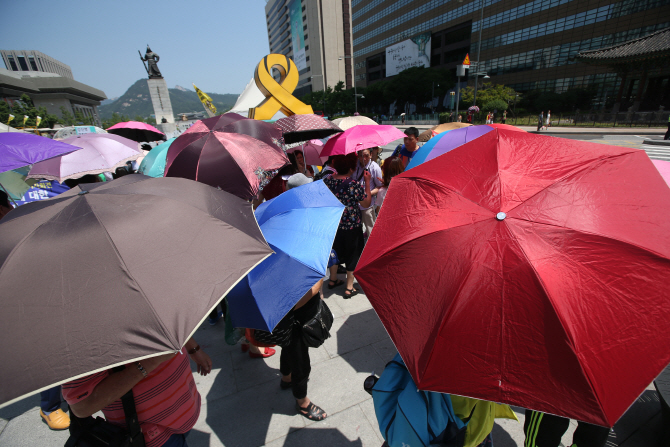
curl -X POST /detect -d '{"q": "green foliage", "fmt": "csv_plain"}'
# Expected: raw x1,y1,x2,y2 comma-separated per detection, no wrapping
482,99,509,112
459,83,518,110
0,94,59,129
518,87,596,113
58,106,95,126
133,115,146,123
101,112,131,129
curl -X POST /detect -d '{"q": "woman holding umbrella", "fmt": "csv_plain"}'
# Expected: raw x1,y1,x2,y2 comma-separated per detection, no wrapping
323,153,372,297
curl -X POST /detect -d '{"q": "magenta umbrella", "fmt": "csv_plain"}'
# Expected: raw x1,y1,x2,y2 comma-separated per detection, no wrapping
320,125,405,157
107,121,166,142
287,140,326,166
27,134,142,182
653,160,670,186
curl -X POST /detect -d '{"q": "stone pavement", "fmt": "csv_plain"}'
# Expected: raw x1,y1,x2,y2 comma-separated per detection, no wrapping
0,272,663,446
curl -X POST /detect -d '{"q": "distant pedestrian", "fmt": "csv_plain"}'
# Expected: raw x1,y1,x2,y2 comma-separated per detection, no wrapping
537,111,544,131
502,110,507,124
546,110,551,128
457,114,462,122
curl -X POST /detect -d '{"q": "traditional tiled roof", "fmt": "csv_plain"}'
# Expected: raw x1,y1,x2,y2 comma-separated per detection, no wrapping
577,27,670,63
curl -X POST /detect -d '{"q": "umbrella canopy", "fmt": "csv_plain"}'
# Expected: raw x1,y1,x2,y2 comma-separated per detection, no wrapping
332,115,378,130
320,125,406,157
165,129,289,200
0,133,81,173
355,129,670,427
137,138,176,177
418,122,471,142
227,180,344,331
275,114,342,144
27,133,142,182
53,126,107,140
652,159,670,186
287,139,326,166
107,121,166,142
0,175,273,409
407,124,525,170
185,113,284,154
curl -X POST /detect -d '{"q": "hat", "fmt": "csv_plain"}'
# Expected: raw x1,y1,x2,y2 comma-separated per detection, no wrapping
286,173,313,190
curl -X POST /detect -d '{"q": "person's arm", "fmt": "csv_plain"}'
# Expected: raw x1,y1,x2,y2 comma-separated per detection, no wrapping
69,353,175,418
358,171,372,208
184,337,212,376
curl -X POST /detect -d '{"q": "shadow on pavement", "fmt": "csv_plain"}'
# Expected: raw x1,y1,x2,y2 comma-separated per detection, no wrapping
335,309,389,372
277,427,364,446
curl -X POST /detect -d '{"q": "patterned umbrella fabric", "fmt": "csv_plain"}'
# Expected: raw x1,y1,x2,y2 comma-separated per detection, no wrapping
107,121,166,142
332,115,378,130
275,114,342,144
0,133,81,173
320,125,406,157
184,113,284,154
355,129,670,427
27,133,142,182
0,175,273,409
286,139,327,166
165,127,289,200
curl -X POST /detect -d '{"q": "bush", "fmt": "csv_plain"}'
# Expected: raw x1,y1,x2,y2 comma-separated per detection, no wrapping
483,99,509,112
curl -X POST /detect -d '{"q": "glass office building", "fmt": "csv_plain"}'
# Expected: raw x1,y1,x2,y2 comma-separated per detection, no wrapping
352,0,670,109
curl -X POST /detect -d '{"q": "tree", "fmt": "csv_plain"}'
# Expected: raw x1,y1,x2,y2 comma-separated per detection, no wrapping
101,112,131,129
483,99,509,112
459,83,518,110
0,94,59,129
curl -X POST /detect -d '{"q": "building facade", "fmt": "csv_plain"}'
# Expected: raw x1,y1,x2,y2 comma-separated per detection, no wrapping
265,0,354,98
1,50,74,79
352,0,670,110
1,51,106,126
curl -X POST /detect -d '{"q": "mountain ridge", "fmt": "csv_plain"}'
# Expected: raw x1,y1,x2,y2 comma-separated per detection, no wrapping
98,79,239,119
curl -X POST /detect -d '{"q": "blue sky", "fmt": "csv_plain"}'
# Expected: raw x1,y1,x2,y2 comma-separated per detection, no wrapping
1,0,271,99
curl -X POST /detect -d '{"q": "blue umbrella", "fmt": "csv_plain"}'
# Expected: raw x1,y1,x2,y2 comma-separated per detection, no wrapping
137,138,176,177
406,126,495,170
227,180,344,331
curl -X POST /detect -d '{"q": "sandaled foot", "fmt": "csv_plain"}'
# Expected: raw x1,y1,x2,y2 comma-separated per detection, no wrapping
343,288,358,299
296,402,327,421
327,279,345,289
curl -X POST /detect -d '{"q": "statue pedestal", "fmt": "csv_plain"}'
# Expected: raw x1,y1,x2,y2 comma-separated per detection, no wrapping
147,78,175,125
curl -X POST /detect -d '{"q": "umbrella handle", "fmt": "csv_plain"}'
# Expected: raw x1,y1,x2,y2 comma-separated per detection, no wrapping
0,181,19,207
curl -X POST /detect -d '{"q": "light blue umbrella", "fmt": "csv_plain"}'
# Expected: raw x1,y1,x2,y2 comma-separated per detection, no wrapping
137,138,176,177
227,180,344,331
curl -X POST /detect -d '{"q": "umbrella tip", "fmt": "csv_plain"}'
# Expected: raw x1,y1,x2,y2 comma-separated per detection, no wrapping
496,212,506,221
78,190,89,196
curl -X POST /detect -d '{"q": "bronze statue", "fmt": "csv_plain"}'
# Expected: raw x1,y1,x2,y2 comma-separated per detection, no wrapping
139,45,162,78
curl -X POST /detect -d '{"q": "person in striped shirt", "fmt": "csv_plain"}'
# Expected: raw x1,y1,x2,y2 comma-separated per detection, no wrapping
63,338,211,447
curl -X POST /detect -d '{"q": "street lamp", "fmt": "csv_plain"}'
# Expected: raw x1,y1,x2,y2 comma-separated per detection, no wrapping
472,71,490,107
338,56,363,114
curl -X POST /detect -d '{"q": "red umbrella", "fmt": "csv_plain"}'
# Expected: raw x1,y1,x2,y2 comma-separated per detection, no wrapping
355,129,670,427
107,121,165,142
275,114,342,144
164,130,288,200
320,125,405,157
185,113,284,154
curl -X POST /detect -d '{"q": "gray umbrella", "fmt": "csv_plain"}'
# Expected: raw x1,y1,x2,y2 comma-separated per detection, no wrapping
0,174,273,408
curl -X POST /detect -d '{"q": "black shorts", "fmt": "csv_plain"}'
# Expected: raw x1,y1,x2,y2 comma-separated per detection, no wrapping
332,226,364,272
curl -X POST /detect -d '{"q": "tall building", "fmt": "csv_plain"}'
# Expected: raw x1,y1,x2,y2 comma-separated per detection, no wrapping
265,0,353,98
1,50,74,79
352,0,670,110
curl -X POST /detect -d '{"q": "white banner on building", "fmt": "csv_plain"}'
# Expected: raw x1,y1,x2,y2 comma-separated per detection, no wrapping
385,32,431,77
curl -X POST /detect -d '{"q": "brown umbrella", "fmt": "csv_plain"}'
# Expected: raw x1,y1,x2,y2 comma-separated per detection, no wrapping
0,174,273,409
418,122,472,142
275,114,342,144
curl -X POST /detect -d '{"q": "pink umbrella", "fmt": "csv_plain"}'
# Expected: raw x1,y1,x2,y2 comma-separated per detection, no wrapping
320,125,405,157
107,121,165,142
27,134,142,182
287,140,326,166
653,160,670,186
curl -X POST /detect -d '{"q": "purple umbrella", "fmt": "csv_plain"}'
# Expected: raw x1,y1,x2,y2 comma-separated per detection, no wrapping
0,133,81,173
27,134,142,182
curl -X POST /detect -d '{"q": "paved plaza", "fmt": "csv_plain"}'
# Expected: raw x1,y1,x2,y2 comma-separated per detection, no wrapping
1,128,667,447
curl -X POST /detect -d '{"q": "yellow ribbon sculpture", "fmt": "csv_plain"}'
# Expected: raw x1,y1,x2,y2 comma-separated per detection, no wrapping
249,54,313,120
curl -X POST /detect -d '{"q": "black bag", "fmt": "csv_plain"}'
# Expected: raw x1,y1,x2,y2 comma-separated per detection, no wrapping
65,367,145,447
301,298,334,348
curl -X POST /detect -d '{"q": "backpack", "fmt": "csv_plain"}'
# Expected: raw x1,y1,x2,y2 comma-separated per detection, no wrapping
372,353,474,447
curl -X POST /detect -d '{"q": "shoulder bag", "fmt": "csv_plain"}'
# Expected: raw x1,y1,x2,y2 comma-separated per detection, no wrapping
301,298,334,348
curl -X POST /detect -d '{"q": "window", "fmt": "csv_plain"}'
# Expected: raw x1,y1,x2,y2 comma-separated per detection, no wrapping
303,25,307,31
7,56,18,71
431,54,441,66
306,56,310,62
17,56,29,71
302,5,305,11
28,56,38,71
432,35,442,49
